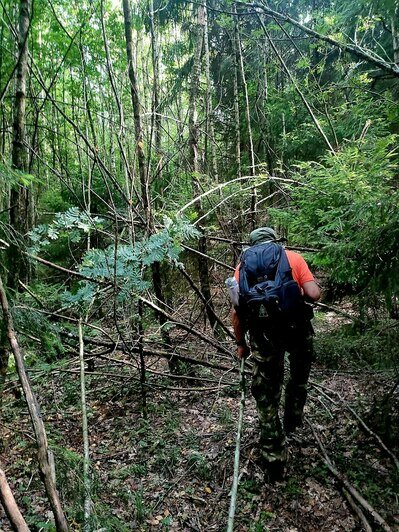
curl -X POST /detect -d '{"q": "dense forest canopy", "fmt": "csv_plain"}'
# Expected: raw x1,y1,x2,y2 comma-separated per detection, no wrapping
1,0,398,298
0,0,398,529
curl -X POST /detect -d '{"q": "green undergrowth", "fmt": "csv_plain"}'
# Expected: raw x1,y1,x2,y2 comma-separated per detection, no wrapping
314,318,399,370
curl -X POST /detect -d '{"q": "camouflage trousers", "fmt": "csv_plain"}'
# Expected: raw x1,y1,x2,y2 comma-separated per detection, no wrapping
249,319,314,465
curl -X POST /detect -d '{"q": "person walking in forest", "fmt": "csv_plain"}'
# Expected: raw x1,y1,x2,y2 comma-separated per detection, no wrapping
230,227,320,481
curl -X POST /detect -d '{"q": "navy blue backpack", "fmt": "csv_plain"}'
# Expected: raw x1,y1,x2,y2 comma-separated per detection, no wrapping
238,242,302,319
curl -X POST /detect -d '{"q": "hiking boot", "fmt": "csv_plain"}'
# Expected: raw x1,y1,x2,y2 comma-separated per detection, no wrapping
284,415,303,436
264,460,285,483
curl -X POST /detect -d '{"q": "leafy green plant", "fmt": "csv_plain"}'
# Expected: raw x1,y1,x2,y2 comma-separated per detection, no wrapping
187,451,211,481
283,477,303,500
30,211,200,308
218,406,233,426
12,306,64,362
271,135,399,309
314,320,399,370
29,207,104,253
250,510,276,531
133,488,147,523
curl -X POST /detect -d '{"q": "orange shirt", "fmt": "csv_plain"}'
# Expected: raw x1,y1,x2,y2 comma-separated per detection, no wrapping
234,248,314,288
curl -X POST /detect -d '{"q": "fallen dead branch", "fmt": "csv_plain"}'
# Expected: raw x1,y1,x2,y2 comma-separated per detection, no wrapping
342,488,373,532
310,381,399,472
182,244,235,271
101,348,253,376
46,367,232,393
140,296,232,356
308,420,392,532
313,301,363,323
0,276,68,532
0,467,30,532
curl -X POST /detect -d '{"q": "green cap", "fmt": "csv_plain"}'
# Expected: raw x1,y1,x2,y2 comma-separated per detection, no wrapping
249,227,277,245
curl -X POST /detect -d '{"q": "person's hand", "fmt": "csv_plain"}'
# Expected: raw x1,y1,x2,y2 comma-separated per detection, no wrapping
237,344,250,359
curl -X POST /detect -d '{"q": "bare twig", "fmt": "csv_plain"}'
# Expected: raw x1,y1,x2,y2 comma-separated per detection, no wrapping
342,488,373,532
308,420,392,532
140,296,232,356
182,244,235,271
310,381,399,472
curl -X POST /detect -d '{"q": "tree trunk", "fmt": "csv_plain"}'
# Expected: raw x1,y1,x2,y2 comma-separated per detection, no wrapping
204,3,218,181
0,326,8,418
122,0,173,367
149,0,162,183
122,0,151,228
188,5,219,335
392,7,399,67
8,0,32,289
232,9,242,179
0,468,30,532
234,5,257,229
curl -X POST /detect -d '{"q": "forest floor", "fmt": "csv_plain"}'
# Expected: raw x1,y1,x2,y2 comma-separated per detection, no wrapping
1,308,398,531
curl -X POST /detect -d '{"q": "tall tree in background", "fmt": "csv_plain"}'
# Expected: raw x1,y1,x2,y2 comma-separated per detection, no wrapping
9,0,32,289
188,4,219,334
1,0,32,414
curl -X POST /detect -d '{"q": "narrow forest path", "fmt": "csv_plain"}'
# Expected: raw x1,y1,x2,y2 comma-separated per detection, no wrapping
0,309,398,531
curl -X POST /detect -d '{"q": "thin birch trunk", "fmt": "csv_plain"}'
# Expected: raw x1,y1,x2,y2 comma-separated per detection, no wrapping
79,319,91,529
123,0,173,362
0,326,8,416
232,11,241,179
227,359,246,532
188,5,219,335
204,3,218,181
100,0,135,242
149,0,162,183
392,5,399,67
122,0,151,228
138,299,147,418
235,7,257,229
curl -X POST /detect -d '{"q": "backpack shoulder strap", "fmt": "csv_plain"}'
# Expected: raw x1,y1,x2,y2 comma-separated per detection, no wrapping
275,247,294,281
238,242,282,293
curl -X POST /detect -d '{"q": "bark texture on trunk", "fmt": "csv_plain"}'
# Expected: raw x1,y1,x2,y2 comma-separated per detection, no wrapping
9,0,32,289
122,0,173,366
122,0,151,228
392,6,399,67
188,6,219,334
233,9,241,179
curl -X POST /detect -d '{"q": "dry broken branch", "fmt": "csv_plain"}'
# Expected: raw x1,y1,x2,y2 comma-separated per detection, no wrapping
0,467,30,532
308,420,392,532
0,276,68,532
310,381,399,472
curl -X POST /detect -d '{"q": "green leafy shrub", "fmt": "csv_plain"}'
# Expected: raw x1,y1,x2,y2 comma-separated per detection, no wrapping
12,306,64,362
271,135,399,310
314,320,399,369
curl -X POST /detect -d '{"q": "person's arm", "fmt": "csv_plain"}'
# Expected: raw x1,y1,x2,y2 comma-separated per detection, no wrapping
302,280,321,301
231,308,250,359
287,251,321,302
